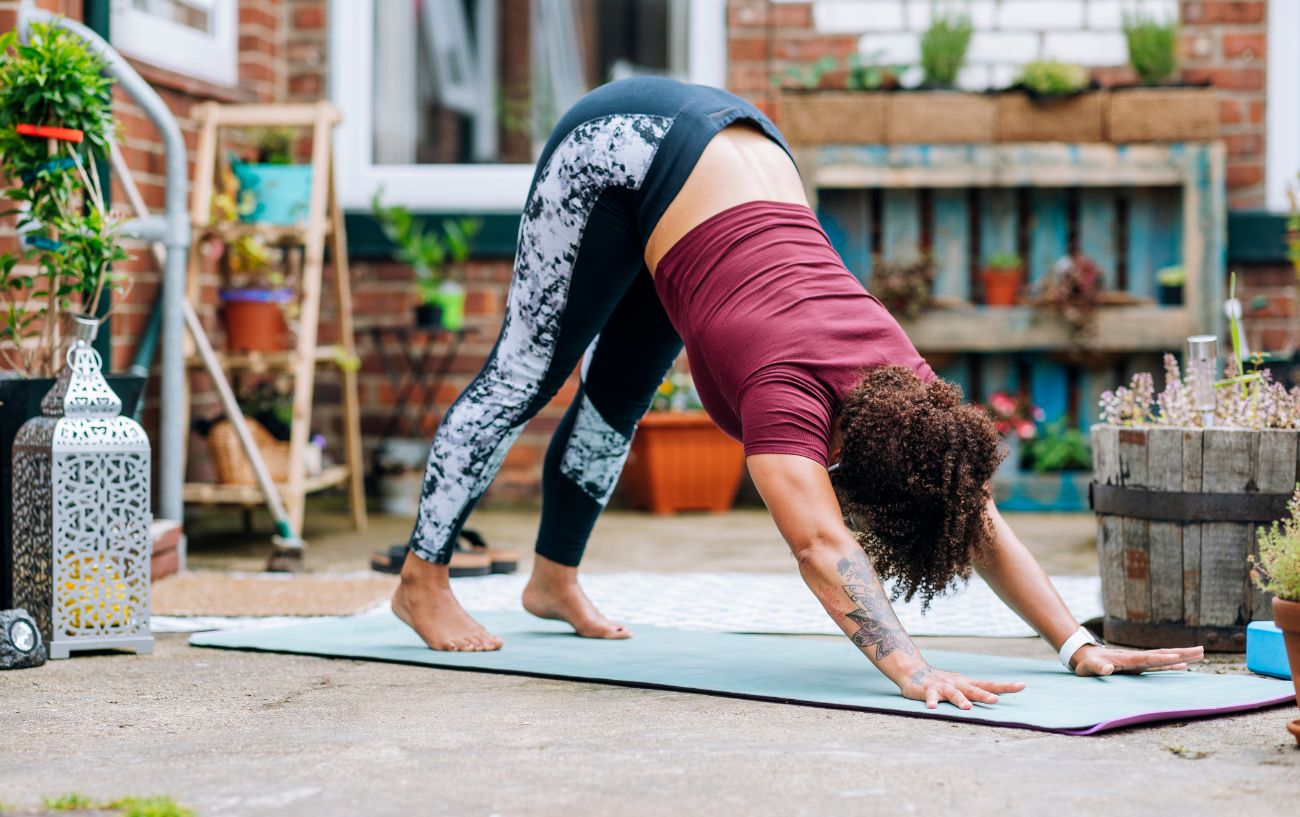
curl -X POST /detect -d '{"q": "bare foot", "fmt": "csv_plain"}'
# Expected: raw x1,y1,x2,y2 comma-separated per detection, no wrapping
521,554,631,639
391,551,503,651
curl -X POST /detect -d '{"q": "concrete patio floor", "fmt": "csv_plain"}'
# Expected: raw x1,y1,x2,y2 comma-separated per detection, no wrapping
1,504,1296,816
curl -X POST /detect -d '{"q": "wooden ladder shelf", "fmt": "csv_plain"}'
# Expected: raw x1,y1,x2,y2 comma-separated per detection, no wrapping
182,101,367,537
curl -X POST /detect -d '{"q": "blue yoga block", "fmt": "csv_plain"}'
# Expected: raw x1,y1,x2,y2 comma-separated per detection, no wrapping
1246,621,1292,680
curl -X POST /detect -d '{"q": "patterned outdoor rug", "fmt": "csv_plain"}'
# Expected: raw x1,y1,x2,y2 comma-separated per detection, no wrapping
151,571,1102,638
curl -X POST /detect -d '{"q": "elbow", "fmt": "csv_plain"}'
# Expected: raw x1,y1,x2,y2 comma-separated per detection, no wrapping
790,525,857,569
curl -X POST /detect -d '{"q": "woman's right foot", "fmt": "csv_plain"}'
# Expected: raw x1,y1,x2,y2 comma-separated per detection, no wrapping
391,552,503,651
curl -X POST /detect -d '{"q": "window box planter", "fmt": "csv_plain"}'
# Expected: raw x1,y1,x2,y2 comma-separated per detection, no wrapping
997,91,1106,143
0,375,145,609
232,162,314,226
779,92,886,145
1090,425,1296,651
885,92,996,144
618,411,745,515
1105,87,1218,143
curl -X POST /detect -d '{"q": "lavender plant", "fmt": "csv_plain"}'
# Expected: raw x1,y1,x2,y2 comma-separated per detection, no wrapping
1099,353,1300,428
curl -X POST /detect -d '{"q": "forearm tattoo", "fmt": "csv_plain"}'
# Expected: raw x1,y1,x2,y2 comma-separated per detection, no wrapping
837,553,916,662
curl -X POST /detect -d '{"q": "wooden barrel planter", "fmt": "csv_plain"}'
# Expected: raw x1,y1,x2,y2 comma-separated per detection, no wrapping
1090,426,1298,651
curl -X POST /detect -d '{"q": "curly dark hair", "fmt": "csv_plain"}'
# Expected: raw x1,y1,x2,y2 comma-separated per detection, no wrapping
832,365,1003,609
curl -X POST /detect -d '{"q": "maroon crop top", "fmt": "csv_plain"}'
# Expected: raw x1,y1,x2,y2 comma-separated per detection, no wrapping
653,200,935,466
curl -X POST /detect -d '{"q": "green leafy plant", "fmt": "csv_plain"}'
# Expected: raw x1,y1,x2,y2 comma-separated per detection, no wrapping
919,8,973,88
1156,264,1185,288
770,55,839,90
250,126,295,164
1287,181,1299,277
845,51,907,91
372,192,480,306
43,792,96,811
983,252,1023,275
870,255,935,320
1018,60,1089,97
1022,418,1092,472
1032,254,1104,344
1252,486,1300,602
0,24,128,376
1123,10,1178,86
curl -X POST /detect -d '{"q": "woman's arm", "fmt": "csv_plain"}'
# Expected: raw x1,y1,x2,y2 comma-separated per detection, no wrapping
977,499,1203,675
747,453,1025,709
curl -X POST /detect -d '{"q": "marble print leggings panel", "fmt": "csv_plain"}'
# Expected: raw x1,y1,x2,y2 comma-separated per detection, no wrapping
406,114,683,566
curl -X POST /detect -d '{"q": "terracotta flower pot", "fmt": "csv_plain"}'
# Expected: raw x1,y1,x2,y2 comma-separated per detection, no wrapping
1272,597,1300,745
981,269,1023,307
618,411,745,515
221,288,291,352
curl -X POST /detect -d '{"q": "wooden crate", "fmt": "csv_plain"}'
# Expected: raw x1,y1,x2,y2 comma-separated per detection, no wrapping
997,92,1106,142
1091,426,1297,650
886,92,996,144
1107,87,1219,143
779,92,887,145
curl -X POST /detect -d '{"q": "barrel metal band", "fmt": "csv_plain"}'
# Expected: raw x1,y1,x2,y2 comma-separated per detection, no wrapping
1089,482,1291,523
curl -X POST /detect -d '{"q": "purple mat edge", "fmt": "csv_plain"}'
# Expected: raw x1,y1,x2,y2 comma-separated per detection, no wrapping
1063,693,1298,735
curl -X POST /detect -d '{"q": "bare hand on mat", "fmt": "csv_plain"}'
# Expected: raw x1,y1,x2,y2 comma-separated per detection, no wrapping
1069,645,1204,676
898,665,1027,710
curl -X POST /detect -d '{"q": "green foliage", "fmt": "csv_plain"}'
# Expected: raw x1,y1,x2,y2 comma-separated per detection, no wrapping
1156,264,1185,287
0,24,130,376
1022,419,1092,472
770,55,839,90
43,792,96,810
919,7,973,88
870,255,935,320
250,126,296,164
845,51,907,91
1123,10,1178,85
372,191,480,305
1253,487,1300,602
1018,60,1089,96
984,252,1022,272
1288,180,1299,278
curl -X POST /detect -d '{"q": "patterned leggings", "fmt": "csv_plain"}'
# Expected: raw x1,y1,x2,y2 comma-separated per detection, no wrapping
406,78,787,566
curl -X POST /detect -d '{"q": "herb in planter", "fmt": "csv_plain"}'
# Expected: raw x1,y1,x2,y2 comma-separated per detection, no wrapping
1253,487,1300,603
1017,60,1089,97
846,51,907,91
870,256,934,320
1288,182,1299,277
919,9,973,88
1123,10,1178,86
1022,418,1091,473
771,55,840,90
1032,254,1103,344
372,192,480,328
251,126,296,164
980,252,1024,306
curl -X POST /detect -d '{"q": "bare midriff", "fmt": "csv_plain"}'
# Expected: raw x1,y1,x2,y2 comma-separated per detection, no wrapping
644,124,807,276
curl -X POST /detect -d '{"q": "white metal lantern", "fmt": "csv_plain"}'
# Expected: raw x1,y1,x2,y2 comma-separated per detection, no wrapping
11,316,154,659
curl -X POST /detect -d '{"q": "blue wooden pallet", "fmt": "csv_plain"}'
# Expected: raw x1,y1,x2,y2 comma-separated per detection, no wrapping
818,181,1185,512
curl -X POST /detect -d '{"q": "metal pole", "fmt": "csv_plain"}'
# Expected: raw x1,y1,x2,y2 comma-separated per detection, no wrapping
20,2,190,524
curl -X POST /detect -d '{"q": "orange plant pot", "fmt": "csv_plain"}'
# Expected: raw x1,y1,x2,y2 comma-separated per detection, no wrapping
618,411,746,515
980,269,1023,307
221,289,290,352
1272,597,1300,745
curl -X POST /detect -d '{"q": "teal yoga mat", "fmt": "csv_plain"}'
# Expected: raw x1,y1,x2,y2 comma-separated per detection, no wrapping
190,610,1295,735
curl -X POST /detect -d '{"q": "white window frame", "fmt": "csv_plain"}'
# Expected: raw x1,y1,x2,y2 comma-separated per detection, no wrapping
1266,0,1300,211
330,0,728,212
110,0,238,87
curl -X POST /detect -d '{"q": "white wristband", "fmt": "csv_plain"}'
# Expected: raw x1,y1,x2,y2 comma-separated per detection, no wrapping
1057,627,1100,671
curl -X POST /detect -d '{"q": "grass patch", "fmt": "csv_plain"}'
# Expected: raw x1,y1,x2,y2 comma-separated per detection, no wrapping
33,794,192,816
42,794,95,811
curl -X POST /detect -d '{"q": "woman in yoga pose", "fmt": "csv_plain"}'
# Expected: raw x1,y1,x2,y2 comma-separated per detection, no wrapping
391,77,1201,710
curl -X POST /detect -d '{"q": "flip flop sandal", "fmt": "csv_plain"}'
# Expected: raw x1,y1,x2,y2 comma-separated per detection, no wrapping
458,528,519,574
370,543,491,578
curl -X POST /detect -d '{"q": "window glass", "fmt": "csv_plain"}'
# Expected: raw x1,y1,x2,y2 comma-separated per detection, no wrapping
371,0,687,166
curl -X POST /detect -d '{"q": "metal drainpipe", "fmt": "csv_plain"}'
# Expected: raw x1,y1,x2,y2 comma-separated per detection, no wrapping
18,1,190,524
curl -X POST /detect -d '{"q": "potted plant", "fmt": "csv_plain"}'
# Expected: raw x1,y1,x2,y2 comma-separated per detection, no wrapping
776,52,905,146
1032,253,1104,344
1251,487,1300,744
981,391,1042,478
372,192,480,331
886,9,994,144
1023,418,1091,473
869,256,935,320
980,252,1024,306
0,24,140,608
999,60,1105,142
617,371,745,515
1107,10,1218,143
232,126,313,226
1092,349,1300,650
1157,264,1185,306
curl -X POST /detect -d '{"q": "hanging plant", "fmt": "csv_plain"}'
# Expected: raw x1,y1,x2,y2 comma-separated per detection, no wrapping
1032,254,1104,345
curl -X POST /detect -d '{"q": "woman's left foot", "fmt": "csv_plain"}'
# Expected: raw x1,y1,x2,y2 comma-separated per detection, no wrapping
522,555,631,639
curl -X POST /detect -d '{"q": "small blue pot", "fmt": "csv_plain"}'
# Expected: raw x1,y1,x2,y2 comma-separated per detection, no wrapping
233,162,314,225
